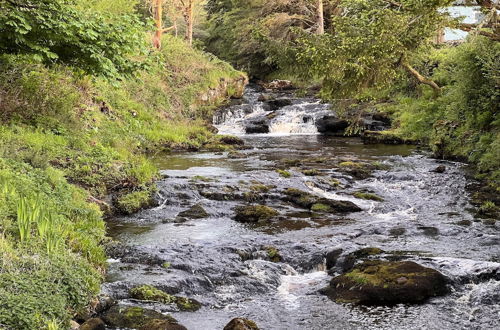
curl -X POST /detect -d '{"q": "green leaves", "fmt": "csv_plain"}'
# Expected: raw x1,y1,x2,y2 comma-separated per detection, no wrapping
0,0,149,79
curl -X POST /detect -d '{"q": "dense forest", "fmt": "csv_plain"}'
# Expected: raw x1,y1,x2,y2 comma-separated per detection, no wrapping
0,0,498,329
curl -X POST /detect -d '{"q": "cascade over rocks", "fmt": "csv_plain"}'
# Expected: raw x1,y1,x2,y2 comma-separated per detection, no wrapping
322,260,449,305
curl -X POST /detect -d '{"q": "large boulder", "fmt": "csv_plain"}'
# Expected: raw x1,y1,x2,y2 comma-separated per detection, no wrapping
224,318,260,330
102,306,186,329
322,260,449,305
316,116,349,135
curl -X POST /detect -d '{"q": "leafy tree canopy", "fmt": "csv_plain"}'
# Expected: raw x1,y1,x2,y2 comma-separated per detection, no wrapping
0,0,149,79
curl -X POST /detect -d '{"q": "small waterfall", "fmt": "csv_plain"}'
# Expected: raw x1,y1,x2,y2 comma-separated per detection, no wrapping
214,86,333,135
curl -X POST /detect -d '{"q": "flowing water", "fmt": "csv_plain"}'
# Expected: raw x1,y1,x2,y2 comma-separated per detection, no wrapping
104,87,499,330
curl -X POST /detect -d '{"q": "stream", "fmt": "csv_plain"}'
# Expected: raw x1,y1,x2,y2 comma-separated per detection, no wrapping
103,86,500,330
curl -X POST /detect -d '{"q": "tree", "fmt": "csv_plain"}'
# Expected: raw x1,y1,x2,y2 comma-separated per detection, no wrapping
0,0,148,78
316,0,324,35
285,0,453,98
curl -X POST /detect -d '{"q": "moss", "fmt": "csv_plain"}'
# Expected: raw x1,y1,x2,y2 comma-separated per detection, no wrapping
233,205,279,223
162,262,171,269
277,169,292,178
129,285,201,312
250,184,273,193
264,246,282,262
324,260,449,305
353,191,384,202
311,203,332,212
302,169,320,176
338,161,363,168
130,285,176,304
115,189,155,215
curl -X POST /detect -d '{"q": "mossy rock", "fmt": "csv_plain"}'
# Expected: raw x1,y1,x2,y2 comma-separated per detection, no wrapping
276,169,292,178
223,318,260,330
177,204,209,219
302,169,321,176
341,248,384,272
311,203,332,212
79,318,105,330
129,285,201,312
219,135,244,146
102,305,183,329
284,188,361,213
353,191,384,202
323,260,449,305
263,246,282,262
234,205,278,223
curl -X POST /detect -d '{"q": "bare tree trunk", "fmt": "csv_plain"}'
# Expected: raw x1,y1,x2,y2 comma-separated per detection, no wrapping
153,0,163,49
316,0,324,35
185,0,194,45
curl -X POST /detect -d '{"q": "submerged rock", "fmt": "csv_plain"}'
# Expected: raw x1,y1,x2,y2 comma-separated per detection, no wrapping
322,260,449,305
102,305,185,329
129,285,201,312
177,204,209,219
224,318,260,330
233,205,279,223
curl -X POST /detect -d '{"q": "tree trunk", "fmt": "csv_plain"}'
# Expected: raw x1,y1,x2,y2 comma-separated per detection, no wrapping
185,0,194,45
401,59,441,96
153,0,163,49
316,0,324,35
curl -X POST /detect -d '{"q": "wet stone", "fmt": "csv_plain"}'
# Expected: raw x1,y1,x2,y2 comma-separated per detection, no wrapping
224,318,260,330
322,260,449,305
233,205,279,223
177,204,209,219
102,306,184,329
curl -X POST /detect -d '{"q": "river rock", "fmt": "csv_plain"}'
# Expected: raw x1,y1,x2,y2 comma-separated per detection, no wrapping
283,188,361,213
265,99,292,111
315,116,350,135
102,305,185,329
129,285,201,311
219,135,245,145
224,318,260,330
326,249,343,269
322,260,449,305
245,119,269,134
262,80,294,91
177,204,209,219
80,318,105,330
233,205,279,223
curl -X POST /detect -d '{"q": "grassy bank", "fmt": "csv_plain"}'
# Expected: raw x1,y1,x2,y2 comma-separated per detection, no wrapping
0,35,245,329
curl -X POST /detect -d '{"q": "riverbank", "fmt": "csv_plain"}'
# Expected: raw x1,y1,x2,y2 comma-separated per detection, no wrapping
0,35,246,329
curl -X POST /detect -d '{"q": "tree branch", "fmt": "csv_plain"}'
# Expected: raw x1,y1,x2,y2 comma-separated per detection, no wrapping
400,57,441,96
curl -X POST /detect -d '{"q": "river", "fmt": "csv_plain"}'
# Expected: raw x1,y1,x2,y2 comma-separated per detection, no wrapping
102,86,499,330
